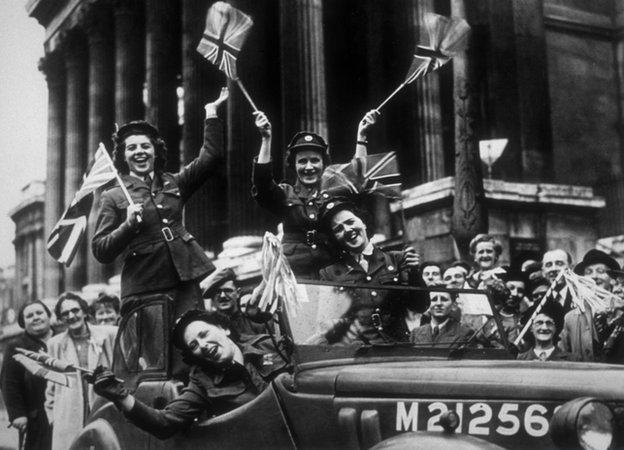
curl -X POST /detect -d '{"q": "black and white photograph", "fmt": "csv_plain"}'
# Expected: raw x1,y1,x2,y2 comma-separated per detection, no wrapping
0,0,623,449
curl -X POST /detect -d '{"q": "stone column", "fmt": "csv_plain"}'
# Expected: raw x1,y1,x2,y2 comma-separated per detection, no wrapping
39,52,66,298
181,0,227,252
512,0,553,181
114,0,145,125
450,0,487,259
411,0,445,181
145,0,181,172
63,31,89,292
279,0,328,138
83,3,115,285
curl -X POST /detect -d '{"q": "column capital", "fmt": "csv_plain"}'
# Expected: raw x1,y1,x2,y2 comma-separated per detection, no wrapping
38,51,65,85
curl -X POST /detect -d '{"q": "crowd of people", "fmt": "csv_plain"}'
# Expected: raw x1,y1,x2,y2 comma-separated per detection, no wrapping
2,86,623,448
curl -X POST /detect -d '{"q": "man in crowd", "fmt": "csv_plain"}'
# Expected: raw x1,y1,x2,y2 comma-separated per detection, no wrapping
442,263,469,289
91,293,121,326
86,309,288,440
420,262,442,286
517,301,568,361
1,301,54,450
45,293,117,450
202,267,266,336
541,249,573,312
410,291,473,347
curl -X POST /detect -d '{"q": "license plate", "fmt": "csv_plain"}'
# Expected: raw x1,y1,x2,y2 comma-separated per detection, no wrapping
395,400,558,439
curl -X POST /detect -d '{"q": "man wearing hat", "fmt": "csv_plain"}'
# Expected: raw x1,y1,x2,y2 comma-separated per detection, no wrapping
556,249,620,361
251,109,379,278
201,268,266,337
84,310,288,440
517,301,569,361
92,88,229,321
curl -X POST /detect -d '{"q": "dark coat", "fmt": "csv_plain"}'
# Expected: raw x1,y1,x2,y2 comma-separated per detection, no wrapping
410,319,475,348
123,334,288,440
92,118,222,298
0,332,51,450
319,247,415,344
517,347,570,361
252,161,332,278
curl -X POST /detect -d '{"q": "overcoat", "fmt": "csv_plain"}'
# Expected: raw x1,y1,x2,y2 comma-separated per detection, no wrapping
45,325,117,450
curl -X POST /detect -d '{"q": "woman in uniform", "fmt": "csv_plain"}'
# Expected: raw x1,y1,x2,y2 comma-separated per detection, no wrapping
92,87,229,319
251,109,379,278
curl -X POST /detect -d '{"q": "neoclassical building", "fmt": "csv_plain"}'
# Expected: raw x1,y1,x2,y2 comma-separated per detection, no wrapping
27,0,624,298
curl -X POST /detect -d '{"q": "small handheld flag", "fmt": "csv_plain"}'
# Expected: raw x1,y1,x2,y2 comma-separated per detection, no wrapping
197,1,258,111
376,13,471,111
47,144,116,266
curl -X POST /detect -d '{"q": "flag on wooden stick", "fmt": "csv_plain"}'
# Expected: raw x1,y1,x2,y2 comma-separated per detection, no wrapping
197,2,258,111
47,144,116,266
376,13,471,110
12,347,89,387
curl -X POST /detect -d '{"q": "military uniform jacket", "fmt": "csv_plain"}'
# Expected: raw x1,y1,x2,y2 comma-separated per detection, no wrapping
92,118,222,297
410,320,475,348
124,334,288,440
252,160,332,277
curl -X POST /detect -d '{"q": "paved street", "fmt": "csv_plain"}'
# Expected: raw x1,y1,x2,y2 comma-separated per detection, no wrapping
0,407,17,450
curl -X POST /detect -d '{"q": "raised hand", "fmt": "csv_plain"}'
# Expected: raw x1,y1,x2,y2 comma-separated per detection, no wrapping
357,109,380,141
204,87,230,117
253,111,272,139
125,203,143,228
85,365,129,402
400,246,421,270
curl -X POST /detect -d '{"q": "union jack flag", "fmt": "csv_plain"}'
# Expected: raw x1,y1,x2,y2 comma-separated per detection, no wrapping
404,13,470,84
47,144,116,266
321,152,402,201
196,2,254,80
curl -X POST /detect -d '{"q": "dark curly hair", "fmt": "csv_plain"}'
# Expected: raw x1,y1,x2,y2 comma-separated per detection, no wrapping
112,122,168,174
17,300,52,329
54,292,90,321
320,201,375,244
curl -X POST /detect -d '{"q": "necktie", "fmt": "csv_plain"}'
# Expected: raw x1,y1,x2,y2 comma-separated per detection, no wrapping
359,255,369,273
432,325,439,339
538,351,547,361
144,174,152,188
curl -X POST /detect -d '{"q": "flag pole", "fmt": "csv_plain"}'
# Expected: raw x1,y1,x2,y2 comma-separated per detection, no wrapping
235,79,259,112
513,270,566,346
375,82,409,111
98,142,142,223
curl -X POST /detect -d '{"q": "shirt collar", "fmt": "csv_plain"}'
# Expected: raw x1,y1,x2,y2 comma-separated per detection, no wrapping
129,171,154,183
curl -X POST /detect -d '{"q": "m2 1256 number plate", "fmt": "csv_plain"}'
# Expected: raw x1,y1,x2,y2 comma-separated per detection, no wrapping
395,400,559,439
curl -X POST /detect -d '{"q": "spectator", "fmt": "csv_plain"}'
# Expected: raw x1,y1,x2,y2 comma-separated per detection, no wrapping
541,249,573,312
517,301,568,361
0,301,54,450
522,276,550,313
442,265,469,289
498,270,527,342
420,262,442,286
410,291,473,347
467,234,506,288
601,268,624,364
86,310,288,440
202,268,266,336
91,293,120,326
252,109,379,278
45,293,117,450
574,249,618,292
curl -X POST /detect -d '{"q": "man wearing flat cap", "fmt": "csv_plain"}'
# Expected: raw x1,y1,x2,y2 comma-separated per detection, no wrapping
92,88,229,322
517,301,569,361
557,249,620,361
201,268,266,337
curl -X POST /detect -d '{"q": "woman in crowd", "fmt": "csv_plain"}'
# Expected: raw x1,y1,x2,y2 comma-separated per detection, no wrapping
92,88,229,319
0,301,54,450
467,233,506,288
251,109,380,278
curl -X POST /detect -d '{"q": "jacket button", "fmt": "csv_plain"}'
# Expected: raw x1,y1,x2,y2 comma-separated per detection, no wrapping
371,291,378,297
309,213,315,219
388,265,394,271
162,218,169,224
308,201,313,206
322,193,329,198
157,204,163,209
393,277,398,282
131,252,136,257
366,276,372,281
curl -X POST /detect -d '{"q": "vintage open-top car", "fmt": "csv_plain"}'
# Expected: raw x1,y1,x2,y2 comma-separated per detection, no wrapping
70,283,624,450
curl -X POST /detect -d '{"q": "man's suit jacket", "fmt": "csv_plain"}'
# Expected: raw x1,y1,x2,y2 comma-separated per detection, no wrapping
558,308,597,361
517,347,570,361
410,319,474,347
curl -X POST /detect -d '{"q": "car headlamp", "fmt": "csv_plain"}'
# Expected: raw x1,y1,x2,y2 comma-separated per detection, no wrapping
550,397,614,450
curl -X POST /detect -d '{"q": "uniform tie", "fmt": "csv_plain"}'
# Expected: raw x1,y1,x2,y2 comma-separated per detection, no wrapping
432,325,439,339
144,174,152,188
538,351,548,361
